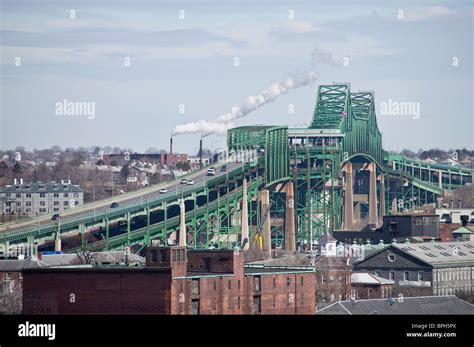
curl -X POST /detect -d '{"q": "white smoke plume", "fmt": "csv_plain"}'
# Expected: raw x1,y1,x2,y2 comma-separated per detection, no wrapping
172,47,338,137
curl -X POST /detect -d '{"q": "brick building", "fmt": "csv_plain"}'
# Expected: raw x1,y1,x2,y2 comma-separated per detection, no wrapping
314,255,352,305
22,247,315,314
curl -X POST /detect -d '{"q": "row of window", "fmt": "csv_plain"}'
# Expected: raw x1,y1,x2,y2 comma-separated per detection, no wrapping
7,200,79,207
373,271,424,281
3,192,80,198
436,269,471,282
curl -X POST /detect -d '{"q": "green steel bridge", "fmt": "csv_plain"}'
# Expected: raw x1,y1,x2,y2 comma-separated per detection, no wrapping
1,83,473,255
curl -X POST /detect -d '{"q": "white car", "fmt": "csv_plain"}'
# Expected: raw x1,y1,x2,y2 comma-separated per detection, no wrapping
180,179,187,184
186,180,195,185
159,188,168,194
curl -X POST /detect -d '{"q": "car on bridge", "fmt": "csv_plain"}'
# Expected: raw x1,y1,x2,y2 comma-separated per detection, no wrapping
159,188,168,194
220,165,227,172
186,180,195,185
180,178,187,184
110,202,119,208
207,168,216,176
51,213,60,221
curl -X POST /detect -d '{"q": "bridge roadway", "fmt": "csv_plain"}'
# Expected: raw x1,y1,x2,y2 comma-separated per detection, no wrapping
0,161,244,240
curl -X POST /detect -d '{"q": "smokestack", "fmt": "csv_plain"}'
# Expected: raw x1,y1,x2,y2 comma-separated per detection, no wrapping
169,137,173,167
199,138,203,169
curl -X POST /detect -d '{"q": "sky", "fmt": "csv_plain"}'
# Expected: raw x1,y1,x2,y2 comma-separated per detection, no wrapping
1,0,472,154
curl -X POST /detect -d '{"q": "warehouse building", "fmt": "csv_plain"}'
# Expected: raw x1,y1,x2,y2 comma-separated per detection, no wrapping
353,241,474,301
22,246,315,314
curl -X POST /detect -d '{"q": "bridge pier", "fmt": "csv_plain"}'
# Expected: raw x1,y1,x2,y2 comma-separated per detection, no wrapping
368,163,379,227
380,173,385,221
258,189,271,260
343,162,354,230
179,198,186,247
241,177,249,250
284,182,296,253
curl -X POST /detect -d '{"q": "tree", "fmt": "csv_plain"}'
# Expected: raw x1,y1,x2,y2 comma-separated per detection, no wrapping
121,164,130,178
70,148,87,167
176,161,191,171
12,162,22,175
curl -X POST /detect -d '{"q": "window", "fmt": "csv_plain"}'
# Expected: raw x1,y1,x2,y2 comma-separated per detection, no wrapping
191,279,199,296
404,272,409,281
39,193,45,198
16,202,21,206
26,201,31,206
172,250,177,262
301,277,304,286
191,300,199,315
64,193,69,198
237,296,240,309
238,279,240,290
254,276,261,291
418,272,424,281
388,254,396,262
159,250,166,263
40,201,45,206
151,250,157,263
64,201,68,206
287,277,291,286
375,271,380,277
26,193,31,198
272,295,276,308
53,201,59,206
389,271,395,280
273,277,276,288
16,193,21,198
213,281,217,291
228,280,231,290
53,193,59,198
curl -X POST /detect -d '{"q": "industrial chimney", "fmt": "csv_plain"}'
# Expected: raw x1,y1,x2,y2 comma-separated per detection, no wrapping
199,138,203,169
169,137,173,167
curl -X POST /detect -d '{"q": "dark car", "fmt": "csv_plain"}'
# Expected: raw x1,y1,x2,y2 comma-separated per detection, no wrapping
220,165,227,172
51,213,60,221
110,202,119,208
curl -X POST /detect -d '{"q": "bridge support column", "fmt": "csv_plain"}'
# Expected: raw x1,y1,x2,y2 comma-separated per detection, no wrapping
438,170,442,189
241,177,249,250
54,232,62,252
284,182,296,253
368,163,379,227
354,202,361,223
179,198,186,247
343,162,354,230
380,174,386,221
258,189,271,260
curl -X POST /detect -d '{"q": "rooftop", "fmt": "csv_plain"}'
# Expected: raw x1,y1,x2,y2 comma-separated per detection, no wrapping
351,272,394,285
0,181,83,194
392,241,474,267
316,296,474,315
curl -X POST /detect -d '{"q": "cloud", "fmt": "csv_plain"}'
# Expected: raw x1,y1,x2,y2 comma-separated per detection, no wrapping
403,6,451,22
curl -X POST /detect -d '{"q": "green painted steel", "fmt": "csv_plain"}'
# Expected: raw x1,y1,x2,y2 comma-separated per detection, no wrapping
1,83,472,253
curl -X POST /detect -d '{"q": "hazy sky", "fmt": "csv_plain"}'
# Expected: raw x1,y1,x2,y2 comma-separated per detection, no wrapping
1,0,472,154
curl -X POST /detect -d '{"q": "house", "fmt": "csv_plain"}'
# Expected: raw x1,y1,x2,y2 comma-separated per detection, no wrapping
353,241,474,301
316,295,474,315
351,272,394,299
452,227,474,242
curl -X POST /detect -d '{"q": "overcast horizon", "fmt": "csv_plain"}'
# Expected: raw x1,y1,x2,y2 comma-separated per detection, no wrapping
1,0,473,154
